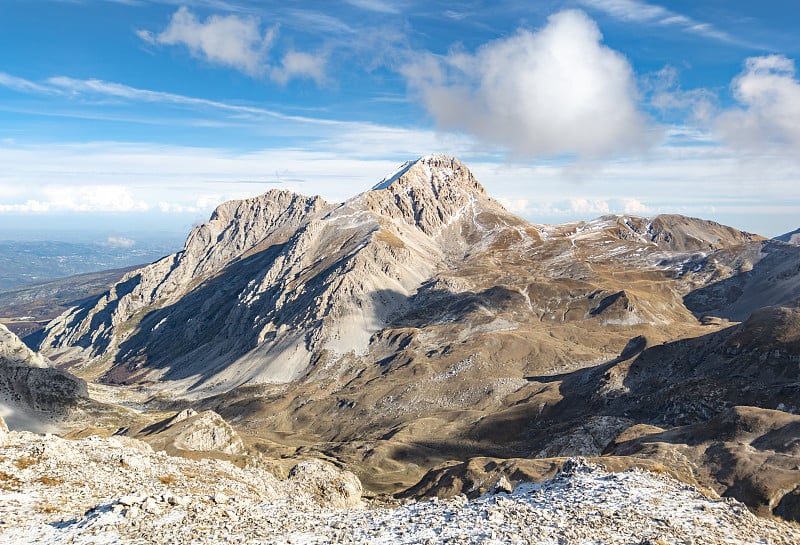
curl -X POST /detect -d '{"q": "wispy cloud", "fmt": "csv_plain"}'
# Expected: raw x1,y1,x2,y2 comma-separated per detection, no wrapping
280,9,357,35
578,0,736,43
343,0,400,14
271,51,327,85
0,72,60,95
4,74,340,126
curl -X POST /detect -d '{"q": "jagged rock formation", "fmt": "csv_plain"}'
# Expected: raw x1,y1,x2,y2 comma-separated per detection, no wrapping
0,322,49,368
31,155,800,520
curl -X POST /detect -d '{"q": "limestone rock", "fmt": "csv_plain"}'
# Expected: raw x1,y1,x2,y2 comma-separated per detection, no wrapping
288,459,364,508
159,410,246,455
0,322,49,368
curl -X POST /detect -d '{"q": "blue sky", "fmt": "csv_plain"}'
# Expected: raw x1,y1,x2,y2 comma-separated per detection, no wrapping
1,0,799,243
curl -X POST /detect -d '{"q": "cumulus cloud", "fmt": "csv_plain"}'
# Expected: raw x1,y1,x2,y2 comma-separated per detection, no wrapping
715,55,800,154
138,7,276,76
271,51,326,85
402,10,653,158
137,7,327,84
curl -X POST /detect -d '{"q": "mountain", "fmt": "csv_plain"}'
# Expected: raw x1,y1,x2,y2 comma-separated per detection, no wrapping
38,155,762,392
776,227,800,245
0,265,139,340
33,155,800,519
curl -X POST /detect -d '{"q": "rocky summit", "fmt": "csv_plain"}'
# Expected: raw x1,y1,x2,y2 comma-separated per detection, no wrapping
2,155,800,542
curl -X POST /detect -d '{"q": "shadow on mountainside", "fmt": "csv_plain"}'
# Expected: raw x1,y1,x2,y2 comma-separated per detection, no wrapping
109,245,292,385
683,240,800,322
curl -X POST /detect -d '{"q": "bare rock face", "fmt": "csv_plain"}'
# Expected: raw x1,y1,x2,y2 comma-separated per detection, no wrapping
0,322,49,368
140,409,246,456
287,459,363,509
0,323,88,425
0,415,8,446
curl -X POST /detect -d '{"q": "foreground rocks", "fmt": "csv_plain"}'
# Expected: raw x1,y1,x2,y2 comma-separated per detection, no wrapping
0,427,798,544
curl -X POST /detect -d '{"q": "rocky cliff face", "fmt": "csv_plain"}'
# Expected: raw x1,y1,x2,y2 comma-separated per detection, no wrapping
0,323,88,429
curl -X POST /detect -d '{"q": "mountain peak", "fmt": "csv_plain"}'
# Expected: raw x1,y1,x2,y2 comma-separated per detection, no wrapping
371,155,487,198
361,155,490,237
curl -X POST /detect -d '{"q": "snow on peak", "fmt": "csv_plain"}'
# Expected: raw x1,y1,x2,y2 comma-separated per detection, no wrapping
371,159,419,191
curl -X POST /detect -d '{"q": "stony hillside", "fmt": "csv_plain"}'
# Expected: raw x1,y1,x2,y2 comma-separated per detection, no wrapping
1,426,797,545
31,155,800,521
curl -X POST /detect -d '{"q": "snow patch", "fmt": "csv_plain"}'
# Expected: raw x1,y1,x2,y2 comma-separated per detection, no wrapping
371,159,419,191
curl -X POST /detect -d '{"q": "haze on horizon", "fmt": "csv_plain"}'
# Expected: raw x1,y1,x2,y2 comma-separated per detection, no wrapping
1,0,799,241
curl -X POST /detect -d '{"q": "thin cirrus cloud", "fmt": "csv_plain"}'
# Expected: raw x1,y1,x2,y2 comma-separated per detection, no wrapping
577,0,735,43
402,9,655,158
715,55,800,155
137,7,326,84
342,0,400,14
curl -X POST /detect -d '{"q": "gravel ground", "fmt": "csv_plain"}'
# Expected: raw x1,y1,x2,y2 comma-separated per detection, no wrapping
1,430,798,545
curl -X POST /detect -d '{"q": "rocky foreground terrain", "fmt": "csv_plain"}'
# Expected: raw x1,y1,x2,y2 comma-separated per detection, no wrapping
1,423,798,545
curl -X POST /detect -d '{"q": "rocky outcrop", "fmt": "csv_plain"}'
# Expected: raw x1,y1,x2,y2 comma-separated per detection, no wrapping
0,324,88,423
0,322,49,368
140,409,246,456
287,459,363,509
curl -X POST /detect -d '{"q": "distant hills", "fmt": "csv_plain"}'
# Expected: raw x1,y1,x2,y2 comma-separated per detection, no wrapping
0,239,177,291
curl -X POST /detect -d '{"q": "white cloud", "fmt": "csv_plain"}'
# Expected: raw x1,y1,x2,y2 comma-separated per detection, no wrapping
0,72,58,95
343,0,399,14
715,55,800,154
644,66,717,123
140,7,276,76
621,198,652,214
402,10,654,158
103,236,136,248
578,0,735,43
569,198,611,214
0,185,149,213
271,51,326,85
